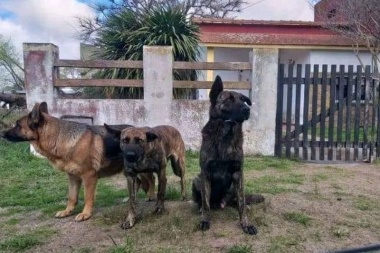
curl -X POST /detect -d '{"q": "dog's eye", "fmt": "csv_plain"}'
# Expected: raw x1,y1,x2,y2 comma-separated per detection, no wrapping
135,138,143,144
123,138,130,144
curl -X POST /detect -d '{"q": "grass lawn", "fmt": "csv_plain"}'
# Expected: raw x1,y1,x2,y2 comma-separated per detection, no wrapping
1,139,380,253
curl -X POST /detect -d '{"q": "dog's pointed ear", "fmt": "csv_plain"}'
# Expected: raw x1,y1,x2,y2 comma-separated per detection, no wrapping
146,132,158,143
241,95,252,106
209,75,223,106
28,103,45,129
104,123,121,139
39,102,49,114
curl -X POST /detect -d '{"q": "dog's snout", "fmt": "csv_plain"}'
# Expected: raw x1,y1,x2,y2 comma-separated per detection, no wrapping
241,107,250,116
125,151,137,162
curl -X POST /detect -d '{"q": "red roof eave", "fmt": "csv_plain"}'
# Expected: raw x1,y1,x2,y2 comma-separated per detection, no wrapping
193,18,355,47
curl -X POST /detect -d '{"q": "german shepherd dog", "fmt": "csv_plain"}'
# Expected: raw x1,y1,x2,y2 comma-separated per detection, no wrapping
192,76,264,235
1,102,154,221
104,124,186,229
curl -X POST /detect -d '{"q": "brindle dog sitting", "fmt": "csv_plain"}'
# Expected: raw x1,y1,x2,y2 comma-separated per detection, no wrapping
104,124,186,229
192,76,264,235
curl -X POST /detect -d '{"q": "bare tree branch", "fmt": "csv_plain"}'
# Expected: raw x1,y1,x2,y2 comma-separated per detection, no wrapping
314,0,380,78
0,36,24,90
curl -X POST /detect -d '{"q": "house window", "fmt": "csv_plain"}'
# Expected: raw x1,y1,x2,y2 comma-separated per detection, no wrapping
327,9,337,19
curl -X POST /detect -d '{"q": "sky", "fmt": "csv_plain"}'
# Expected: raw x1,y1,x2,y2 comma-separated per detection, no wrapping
0,0,314,60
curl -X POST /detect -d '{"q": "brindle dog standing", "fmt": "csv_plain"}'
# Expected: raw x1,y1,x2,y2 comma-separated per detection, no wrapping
104,124,186,229
0,102,154,221
192,76,264,235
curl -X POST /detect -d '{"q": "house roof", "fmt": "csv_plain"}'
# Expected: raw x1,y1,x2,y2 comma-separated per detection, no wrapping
192,18,354,48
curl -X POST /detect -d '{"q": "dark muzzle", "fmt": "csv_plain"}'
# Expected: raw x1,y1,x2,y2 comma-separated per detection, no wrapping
241,107,250,120
125,150,138,163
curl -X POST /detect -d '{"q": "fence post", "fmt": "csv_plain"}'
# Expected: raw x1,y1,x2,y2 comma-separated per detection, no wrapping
23,43,59,111
143,46,173,125
250,48,279,155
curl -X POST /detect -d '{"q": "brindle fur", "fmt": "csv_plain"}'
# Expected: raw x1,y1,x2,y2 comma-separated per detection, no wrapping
192,76,264,235
0,102,154,221
104,124,186,229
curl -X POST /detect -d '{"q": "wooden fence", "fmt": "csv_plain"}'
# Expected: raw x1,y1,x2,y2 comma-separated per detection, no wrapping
54,60,251,90
275,64,380,162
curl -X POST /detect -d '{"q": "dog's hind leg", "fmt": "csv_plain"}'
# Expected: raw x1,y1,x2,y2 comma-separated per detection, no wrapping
200,172,211,231
232,171,258,235
55,173,82,219
75,170,97,222
170,155,186,200
139,173,156,201
192,175,202,211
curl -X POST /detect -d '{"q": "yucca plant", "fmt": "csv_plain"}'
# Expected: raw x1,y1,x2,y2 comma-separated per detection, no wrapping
91,5,200,99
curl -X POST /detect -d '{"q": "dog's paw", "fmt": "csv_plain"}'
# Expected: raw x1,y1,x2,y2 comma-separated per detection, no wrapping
200,221,210,231
55,210,72,218
121,214,136,229
241,224,257,235
74,212,91,222
120,220,134,230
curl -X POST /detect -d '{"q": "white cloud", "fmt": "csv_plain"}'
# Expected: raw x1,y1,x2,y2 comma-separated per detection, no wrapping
0,0,95,59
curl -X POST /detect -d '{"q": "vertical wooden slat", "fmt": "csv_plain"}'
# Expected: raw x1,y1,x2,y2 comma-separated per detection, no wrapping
345,65,354,160
303,65,311,160
328,65,337,160
294,64,302,159
376,78,380,159
311,65,319,160
354,66,362,160
363,65,371,160
336,65,345,161
319,65,328,160
370,73,377,162
285,64,294,158
275,64,285,157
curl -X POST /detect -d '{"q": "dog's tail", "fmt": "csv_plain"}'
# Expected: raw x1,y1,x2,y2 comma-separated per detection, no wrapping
245,194,265,205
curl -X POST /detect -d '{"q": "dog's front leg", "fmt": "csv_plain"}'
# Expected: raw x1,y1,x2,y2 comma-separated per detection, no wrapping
200,171,211,231
232,171,257,235
154,164,167,214
75,170,98,222
55,173,82,218
121,175,137,229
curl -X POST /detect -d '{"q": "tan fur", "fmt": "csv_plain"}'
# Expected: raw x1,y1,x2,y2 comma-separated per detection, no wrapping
104,124,186,229
1,102,154,222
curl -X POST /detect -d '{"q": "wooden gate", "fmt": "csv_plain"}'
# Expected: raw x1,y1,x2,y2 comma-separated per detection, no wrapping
275,64,380,162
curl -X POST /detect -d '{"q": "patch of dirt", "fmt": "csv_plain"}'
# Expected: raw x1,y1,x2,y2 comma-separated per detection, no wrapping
7,162,380,253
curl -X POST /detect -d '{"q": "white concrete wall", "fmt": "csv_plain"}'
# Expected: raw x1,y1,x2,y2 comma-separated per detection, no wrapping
24,44,278,155
310,50,374,70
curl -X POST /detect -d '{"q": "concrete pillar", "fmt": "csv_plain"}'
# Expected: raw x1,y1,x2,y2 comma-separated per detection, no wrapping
250,48,279,155
23,43,59,111
143,46,173,125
